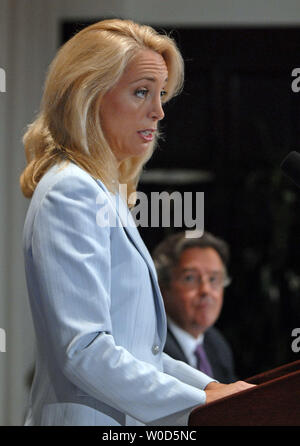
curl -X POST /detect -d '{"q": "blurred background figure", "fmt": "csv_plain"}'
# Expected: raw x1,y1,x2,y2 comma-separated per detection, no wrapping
153,231,237,383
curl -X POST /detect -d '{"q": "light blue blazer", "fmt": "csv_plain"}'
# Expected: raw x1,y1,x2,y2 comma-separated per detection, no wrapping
23,162,214,426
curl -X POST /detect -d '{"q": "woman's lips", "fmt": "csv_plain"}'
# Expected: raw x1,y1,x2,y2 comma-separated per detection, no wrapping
138,129,155,142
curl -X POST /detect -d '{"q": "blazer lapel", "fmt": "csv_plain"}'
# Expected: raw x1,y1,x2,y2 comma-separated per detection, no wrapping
95,179,167,345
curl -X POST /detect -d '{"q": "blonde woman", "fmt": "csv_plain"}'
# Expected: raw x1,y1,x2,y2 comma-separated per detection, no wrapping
21,19,253,426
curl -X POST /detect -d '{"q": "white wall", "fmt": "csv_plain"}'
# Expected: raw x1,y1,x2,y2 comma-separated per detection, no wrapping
1,0,300,426
0,0,10,426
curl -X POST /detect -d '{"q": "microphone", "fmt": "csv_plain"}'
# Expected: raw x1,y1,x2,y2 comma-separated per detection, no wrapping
280,151,300,188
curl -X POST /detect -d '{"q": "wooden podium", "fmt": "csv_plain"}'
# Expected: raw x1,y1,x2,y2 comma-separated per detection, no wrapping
188,360,300,426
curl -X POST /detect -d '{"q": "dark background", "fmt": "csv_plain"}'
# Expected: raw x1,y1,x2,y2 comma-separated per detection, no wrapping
62,21,300,379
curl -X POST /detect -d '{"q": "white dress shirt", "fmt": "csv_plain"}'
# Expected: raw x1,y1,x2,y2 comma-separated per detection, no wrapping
167,318,205,368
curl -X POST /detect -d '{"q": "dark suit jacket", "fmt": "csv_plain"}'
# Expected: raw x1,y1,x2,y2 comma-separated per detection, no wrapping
164,325,237,384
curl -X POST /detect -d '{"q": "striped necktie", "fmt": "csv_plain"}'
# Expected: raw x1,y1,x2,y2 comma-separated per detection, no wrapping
194,343,213,377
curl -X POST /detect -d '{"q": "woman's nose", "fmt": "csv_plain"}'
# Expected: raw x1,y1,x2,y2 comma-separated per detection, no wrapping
149,97,165,121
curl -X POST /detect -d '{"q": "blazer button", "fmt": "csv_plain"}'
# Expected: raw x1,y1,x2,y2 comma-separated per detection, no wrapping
152,345,160,355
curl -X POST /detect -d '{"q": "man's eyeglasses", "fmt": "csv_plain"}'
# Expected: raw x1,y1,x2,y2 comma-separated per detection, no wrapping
176,271,231,290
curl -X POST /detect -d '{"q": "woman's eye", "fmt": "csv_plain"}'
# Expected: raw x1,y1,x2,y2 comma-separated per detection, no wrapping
134,88,167,100
135,88,148,98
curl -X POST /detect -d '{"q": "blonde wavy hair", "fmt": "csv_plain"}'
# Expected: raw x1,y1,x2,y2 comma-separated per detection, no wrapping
20,19,184,204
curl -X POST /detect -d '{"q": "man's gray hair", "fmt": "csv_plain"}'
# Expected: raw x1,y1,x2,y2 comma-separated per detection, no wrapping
152,231,230,289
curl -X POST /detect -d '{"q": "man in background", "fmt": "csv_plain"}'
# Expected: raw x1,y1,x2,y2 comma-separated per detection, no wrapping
153,231,237,383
